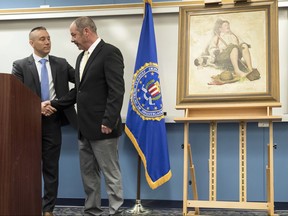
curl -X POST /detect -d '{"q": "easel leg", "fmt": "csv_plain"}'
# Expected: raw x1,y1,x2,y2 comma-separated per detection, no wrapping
209,122,217,201
267,121,275,216
183,122,189,216
239,122,247,202
188,144,199,215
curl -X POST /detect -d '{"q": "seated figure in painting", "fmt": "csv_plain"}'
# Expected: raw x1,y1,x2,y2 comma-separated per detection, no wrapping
195,18,260,82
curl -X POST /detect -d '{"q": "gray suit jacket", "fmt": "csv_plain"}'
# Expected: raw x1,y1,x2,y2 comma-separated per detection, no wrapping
12,54,77,128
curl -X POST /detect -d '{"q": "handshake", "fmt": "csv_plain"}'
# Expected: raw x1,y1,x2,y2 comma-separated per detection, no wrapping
41,101,57,116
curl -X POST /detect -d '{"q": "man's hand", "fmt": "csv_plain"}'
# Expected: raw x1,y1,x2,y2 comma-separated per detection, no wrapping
101,125,112,134
41,101,57,116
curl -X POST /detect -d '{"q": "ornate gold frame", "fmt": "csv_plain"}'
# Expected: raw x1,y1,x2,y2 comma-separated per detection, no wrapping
177,0,279,106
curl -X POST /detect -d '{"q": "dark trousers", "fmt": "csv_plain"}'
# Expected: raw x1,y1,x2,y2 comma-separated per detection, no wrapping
41,114,62,212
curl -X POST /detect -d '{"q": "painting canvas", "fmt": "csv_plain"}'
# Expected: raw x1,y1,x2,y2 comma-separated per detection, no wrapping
177,2,279,105
190,11,265,93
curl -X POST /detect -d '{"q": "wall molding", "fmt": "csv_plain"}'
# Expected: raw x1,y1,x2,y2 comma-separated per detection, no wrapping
0,1,204,20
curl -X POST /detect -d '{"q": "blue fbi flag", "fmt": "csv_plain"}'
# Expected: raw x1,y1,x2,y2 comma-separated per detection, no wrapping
125,0,172,189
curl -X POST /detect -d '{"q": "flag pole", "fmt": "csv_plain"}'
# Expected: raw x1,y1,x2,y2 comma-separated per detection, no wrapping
125,155,151,214
125,2,152,213
125,0,171,212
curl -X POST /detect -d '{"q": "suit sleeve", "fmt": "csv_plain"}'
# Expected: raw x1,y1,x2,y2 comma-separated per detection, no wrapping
51,60,77,110
102,47,125,129
12,61,24,82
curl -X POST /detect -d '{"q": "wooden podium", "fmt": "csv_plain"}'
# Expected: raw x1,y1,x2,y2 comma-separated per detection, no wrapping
175,103,282,216
0,74,42,215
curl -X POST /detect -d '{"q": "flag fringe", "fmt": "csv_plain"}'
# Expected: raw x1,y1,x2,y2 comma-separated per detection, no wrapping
125,125,172,190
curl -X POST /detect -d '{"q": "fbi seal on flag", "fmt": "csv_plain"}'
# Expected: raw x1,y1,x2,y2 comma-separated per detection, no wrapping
131,62,164,121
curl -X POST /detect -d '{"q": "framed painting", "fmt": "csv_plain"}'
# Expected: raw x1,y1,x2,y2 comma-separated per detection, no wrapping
176,0,279,106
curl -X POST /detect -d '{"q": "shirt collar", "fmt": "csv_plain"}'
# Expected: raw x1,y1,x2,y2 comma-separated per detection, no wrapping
87,37,101,55
33,53,49,62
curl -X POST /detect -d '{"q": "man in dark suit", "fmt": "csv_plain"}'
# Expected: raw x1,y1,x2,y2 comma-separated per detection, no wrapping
50,16,125,216
12,26,77,216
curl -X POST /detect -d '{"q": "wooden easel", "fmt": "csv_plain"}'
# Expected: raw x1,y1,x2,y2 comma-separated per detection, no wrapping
187,143,200,215
174,103,281,216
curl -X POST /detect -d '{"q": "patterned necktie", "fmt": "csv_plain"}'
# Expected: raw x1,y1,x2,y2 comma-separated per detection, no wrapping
40,59,49,101
80,51,89,80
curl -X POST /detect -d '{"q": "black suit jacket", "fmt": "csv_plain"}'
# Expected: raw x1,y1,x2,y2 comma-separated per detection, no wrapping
51,39,125,140
12,54,77,128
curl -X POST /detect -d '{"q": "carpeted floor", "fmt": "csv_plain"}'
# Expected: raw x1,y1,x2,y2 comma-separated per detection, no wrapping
54,206,288,215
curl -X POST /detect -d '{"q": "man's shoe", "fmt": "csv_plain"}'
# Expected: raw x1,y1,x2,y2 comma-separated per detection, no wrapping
109,209,124,215
43,212,54,216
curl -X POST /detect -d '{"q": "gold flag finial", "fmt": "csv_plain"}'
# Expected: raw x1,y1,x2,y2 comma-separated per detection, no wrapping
144,0,152,5
143,0,152,18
